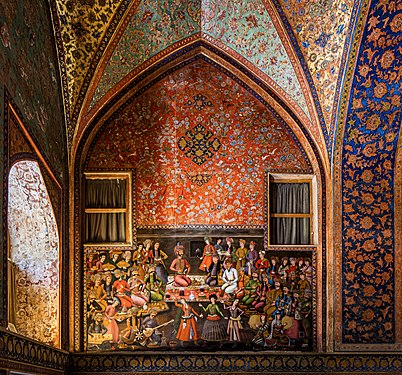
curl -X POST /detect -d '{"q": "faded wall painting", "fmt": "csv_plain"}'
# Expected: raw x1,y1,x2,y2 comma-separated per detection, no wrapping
8,160,60,347
84,59,315,352
0,0,66,178
1,0,66,324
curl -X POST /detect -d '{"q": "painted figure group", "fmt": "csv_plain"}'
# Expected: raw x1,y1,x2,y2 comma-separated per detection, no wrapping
85,237,313,351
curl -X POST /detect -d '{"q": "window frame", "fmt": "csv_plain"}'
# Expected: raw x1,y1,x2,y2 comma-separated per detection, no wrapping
84,171,132,246
268,173,316,246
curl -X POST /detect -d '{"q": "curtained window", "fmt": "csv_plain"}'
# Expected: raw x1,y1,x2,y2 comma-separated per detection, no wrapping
84,173,131,244
269,180,312,245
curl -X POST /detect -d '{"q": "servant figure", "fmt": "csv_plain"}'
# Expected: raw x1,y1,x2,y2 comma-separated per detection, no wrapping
224,298,244,342
245,241,258,275
153,241,169,284
199,236,215,272
205,254,221,287
235,239,247,271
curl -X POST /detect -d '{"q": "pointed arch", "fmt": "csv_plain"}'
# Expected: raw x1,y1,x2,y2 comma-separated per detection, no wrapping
72,2,329,165
71,46,330,351
74,42,329,173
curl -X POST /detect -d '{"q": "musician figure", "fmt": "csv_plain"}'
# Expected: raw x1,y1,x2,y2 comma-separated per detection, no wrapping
88,313,108,337
142,309,162,346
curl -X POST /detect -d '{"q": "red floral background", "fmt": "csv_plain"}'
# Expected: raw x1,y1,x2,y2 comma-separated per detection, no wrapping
87,59,312,226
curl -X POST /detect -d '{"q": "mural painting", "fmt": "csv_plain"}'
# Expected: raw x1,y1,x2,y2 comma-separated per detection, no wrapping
0,0,67,177
84,236,314,351
84,59,316,352
84,59,315,351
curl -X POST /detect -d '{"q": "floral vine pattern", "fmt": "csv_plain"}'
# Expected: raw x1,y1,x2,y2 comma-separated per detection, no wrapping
277,0,356,130
90,0,200,107
54,0,125,115
201,0,310,119
90,0,310,123
87,59,312,226
341,0,401,343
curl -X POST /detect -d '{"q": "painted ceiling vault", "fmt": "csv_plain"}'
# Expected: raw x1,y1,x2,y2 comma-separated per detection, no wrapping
52,0,124,117
49,0,360,159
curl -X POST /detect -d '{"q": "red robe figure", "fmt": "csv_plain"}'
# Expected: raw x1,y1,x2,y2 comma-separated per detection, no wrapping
255,251,269,276
199,236,215,272
170,245,191,287
174,298,201,342
112,269,133,310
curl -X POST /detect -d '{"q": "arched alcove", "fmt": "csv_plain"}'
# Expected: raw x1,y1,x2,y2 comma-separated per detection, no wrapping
8,159,60,347
73,52,327,353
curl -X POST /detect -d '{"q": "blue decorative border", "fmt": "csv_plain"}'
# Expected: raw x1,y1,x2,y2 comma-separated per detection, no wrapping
329,0,364,160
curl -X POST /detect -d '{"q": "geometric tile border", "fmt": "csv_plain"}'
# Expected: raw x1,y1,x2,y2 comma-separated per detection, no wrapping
0,330,68,374
69,352,402,374
2,330,402,374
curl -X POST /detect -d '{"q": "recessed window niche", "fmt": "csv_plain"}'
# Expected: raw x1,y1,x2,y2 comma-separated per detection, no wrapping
8,160,60,347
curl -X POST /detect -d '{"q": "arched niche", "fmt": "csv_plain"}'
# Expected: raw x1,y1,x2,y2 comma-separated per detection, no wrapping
72,52,328,352
8,159,60,347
